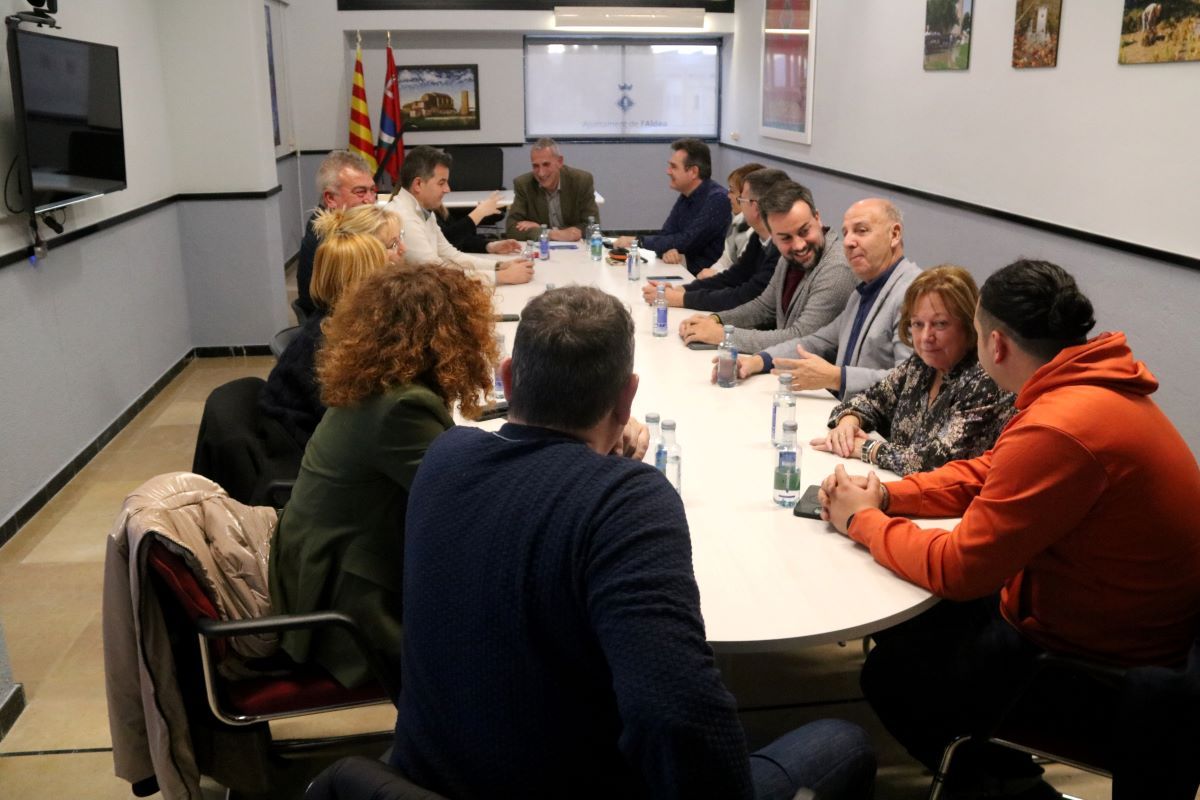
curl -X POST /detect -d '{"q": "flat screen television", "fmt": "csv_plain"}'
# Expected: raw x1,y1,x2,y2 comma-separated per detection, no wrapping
6,26,126,215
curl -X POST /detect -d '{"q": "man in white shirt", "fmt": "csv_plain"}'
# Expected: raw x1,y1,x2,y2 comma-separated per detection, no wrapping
391,146,534,285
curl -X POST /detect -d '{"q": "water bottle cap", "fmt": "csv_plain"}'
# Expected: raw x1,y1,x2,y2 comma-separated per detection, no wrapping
778,373,792,385
723,324,734,333
783,420,798,431
662,419,677,430
645,412,660,423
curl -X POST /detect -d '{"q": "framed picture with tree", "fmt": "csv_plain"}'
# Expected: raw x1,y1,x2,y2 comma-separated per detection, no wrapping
924,0,974,71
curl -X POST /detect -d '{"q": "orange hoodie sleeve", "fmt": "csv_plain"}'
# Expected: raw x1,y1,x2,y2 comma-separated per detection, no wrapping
848,423,1109,600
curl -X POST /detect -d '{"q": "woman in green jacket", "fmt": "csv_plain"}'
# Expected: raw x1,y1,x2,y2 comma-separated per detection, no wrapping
269,260,498,689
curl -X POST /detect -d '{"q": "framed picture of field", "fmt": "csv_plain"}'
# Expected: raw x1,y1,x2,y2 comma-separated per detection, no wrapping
397,64,480,132
1012,0,1063,68
924,0,974,71
1118,1,1200,64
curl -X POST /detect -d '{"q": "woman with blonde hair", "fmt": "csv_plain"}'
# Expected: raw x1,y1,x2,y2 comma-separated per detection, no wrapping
260,206,401,447
268,262,498,688
813,265,1016,475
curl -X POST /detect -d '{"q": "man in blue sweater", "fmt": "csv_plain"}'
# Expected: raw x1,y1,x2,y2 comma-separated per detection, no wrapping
641,167,789,313
392,287,876,800
615,138,732,274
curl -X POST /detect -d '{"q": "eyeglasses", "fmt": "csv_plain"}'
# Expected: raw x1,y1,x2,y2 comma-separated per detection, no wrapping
349,184,378,198
909,320,953,333
738,196,756,205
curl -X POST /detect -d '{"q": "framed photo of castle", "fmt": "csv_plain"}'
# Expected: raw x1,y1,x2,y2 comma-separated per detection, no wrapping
396,64,480,132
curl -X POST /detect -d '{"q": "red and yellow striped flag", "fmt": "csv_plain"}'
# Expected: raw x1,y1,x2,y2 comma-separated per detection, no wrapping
348,41,378,173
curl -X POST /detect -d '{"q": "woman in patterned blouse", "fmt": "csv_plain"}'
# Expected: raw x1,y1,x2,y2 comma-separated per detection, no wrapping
811,265,1016,475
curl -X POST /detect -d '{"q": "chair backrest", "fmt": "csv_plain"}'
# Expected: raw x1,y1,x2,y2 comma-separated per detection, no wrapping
271,325,301,359
146,540,229,661
192,377,303,505
441,145,503,191
292,298,309,325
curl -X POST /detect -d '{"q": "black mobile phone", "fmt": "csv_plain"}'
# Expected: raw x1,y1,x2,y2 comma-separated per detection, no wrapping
792,485,823,520
610,246,629,257
686,341,718,350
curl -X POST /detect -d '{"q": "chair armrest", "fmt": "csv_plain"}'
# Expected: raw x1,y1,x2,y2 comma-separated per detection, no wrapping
196,611,398,699
264,479,295,509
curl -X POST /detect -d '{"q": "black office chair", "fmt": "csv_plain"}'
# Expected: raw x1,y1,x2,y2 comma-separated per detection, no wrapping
927,636,1200,800
292,298,309,325
441,145,506,228
440,145,503,191
305,756,449,800
192,377,304,506
272,325,302,359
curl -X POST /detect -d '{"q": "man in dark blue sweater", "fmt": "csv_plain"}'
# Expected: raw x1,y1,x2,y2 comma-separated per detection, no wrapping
615,138,732,274
392,287,876,800
641,168,790,314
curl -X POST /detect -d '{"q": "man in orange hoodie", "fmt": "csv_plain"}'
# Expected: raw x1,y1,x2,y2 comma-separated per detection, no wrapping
821,259,1200,799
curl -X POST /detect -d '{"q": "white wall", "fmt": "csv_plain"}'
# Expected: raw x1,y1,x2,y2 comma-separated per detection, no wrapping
0,0,177,252
724,0,1199,260
153,0,280,193
0,0,288,536
281,5,736,151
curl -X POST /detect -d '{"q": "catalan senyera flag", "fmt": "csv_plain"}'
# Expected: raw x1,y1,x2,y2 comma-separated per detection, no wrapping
374,43,404,186
348,42,378,173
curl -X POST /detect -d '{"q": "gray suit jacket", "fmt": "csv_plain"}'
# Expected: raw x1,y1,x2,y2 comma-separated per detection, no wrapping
765,258,922,398
505,164,600,241
717,230,856,354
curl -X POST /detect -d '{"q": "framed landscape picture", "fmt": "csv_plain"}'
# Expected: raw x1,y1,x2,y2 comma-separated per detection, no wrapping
760,0,817,145
397,64,480,132
924,0,974,71
1012,0,1063,68
1118,0,1200,64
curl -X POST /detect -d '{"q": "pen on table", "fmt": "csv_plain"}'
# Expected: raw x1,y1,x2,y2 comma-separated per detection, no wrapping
646,275,685,281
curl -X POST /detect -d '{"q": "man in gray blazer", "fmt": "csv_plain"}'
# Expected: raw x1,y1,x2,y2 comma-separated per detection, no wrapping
506,138,600,242
730,198,921,399
678,181,856,352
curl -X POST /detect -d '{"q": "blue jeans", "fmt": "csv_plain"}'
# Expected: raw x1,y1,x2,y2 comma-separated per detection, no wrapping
750,718,876,800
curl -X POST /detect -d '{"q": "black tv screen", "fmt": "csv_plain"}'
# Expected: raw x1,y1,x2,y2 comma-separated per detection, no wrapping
6,27,126,214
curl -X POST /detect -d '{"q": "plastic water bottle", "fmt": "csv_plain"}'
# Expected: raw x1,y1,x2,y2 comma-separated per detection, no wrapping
646,412,663,468
661,419,681,493
771,373,796,446
539,225,550,260
590,223,603,262
716,324,738,388
627,242,641,281
773,421,801,507
493,332,506,402
652,284,669,337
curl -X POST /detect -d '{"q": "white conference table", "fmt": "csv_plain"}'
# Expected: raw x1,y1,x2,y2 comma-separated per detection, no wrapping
379,190,606,209
481,246,939,653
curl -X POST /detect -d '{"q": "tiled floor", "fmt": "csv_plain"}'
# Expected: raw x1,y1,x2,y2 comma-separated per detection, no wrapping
0,316,1117,798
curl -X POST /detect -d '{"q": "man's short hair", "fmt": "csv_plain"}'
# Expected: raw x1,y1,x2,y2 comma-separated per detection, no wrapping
978,259,1096,362
670,138,712,181
756,181,818,227
741,168,790,200
399,145,453,191
316,150,372,197
530,138,562,157
509,287,634,430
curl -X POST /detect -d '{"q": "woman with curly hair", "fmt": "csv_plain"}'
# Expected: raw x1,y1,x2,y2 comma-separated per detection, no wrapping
259,205,404,448
268,262,498,689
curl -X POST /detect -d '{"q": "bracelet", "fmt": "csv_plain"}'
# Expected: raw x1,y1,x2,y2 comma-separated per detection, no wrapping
880,484,890,512
710,313,721,323
845,512,857,532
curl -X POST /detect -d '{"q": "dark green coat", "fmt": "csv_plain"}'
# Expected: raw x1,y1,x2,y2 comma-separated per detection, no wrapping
268,382,453,688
